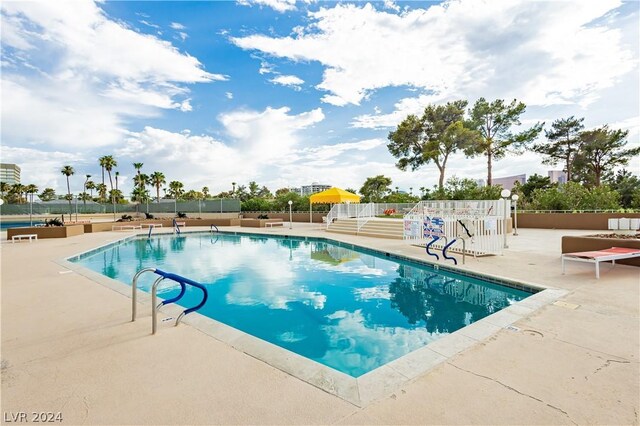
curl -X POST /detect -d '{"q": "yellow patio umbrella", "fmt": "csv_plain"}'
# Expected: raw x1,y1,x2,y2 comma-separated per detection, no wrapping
309,187,360,222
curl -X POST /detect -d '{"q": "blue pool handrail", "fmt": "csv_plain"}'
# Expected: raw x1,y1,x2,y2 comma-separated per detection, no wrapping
130,267,209,334
425,236,440,260
442,239,458,265
172,218,181,234
210,224,219,233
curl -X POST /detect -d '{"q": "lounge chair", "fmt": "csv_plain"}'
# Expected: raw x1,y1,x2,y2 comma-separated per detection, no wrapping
561,247,640,279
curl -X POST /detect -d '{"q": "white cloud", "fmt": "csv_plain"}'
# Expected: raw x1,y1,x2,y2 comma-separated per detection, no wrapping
219,106,324,160
225,92,234,99
269,74,304,90
1,0,224,150
0,146,87,192
170,22,186,30
237,0,297,13
233,0,635,110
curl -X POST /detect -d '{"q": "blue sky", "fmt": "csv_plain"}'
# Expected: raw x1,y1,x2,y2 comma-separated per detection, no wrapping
1,0,638,196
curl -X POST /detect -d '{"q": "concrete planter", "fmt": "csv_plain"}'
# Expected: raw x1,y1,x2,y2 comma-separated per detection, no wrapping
562,235,640,266
240,218,284,228
7,224,85,239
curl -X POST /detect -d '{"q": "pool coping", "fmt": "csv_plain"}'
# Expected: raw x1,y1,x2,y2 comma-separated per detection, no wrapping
57,229,569,407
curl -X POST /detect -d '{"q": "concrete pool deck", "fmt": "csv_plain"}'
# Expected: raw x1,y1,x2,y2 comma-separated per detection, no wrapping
1,225,638,424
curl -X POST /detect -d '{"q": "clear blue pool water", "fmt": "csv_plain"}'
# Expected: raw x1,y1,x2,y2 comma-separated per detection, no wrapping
70,232,531,377
0,221,44,229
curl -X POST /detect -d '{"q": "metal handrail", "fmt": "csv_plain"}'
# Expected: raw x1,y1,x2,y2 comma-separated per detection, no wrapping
357,202,375,231
131,267,209,334
210,224,219,233
131,267,157,322
172,218,181,234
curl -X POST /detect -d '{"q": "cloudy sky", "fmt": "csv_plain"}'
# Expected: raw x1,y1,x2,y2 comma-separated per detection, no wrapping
1,0,638,196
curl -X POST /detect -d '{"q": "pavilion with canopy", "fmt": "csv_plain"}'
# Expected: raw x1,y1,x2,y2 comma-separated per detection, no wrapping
308,187,360,223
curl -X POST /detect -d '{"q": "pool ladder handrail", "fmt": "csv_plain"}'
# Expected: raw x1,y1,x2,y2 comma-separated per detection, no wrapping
131,267,209,334
172,218,181,235
210,224,219,233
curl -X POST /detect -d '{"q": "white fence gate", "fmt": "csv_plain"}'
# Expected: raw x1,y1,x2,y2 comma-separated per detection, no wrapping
403,200,507,256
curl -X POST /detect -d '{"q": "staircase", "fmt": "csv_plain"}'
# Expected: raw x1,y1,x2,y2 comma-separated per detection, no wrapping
327,218,403,239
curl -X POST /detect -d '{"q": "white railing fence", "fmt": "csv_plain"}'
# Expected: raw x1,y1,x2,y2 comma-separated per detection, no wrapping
357,203,375,231
403,199,507,256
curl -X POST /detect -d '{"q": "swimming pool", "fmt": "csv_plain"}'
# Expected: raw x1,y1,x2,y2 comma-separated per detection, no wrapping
70,232,533,377
0,220,44,229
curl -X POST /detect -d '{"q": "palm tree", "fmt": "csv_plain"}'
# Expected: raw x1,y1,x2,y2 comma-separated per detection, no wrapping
9,183,24,203
232,182,236,194
133,162,143,176
115,171,120,191
150,172,166,204
98,156,107,186
61,165,75,217
83,174,91,207
168,181,184,199
202,186,210,199
25,184,38,226
96,183,107,202
86,180,95,199
0,182,9,200
100,155,117,215
133,173,149,214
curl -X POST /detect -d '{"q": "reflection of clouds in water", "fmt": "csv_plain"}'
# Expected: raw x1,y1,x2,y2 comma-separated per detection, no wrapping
320,310,439,375
140,236,326,310
353,285,391,301
310,258,390,277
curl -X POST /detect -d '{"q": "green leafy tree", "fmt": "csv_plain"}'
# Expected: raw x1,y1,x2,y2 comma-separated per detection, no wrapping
257,185,272,198
241,197,274,212
150,172,166,203
466,98,543,186
359,175,392,202
275,187,291,197
8,183,25,203
388,100,480,189
574,126,639,187
533,116,584,182
39,188,56,201
248,181,260,198
383,192,419,203
202,187,210,199
606,169,640,208
529,181,620,211
521,174,554,199
60,165,74,216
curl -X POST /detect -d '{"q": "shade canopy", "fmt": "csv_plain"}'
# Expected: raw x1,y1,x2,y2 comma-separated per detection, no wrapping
309,187,361,204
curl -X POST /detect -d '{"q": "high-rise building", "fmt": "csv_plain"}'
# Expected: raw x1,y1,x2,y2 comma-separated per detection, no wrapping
293,182,332,196
491,174,526,190
548,170,567,184
0,163,20,185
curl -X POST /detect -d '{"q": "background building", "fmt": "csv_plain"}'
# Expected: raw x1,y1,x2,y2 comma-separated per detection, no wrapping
548,170,568,184
293,182,332,196
491,174,526,190
0,163,20,185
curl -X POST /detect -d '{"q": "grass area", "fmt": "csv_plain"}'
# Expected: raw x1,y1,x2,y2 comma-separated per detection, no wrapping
376,214,404,219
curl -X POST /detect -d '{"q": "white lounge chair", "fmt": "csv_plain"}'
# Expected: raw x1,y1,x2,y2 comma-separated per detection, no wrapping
561,247,640,279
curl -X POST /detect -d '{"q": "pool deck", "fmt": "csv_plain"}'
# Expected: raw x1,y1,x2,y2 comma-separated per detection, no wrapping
1,225,638,424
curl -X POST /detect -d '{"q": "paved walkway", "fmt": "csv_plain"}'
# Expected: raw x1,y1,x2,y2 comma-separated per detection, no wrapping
1,225,638,424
